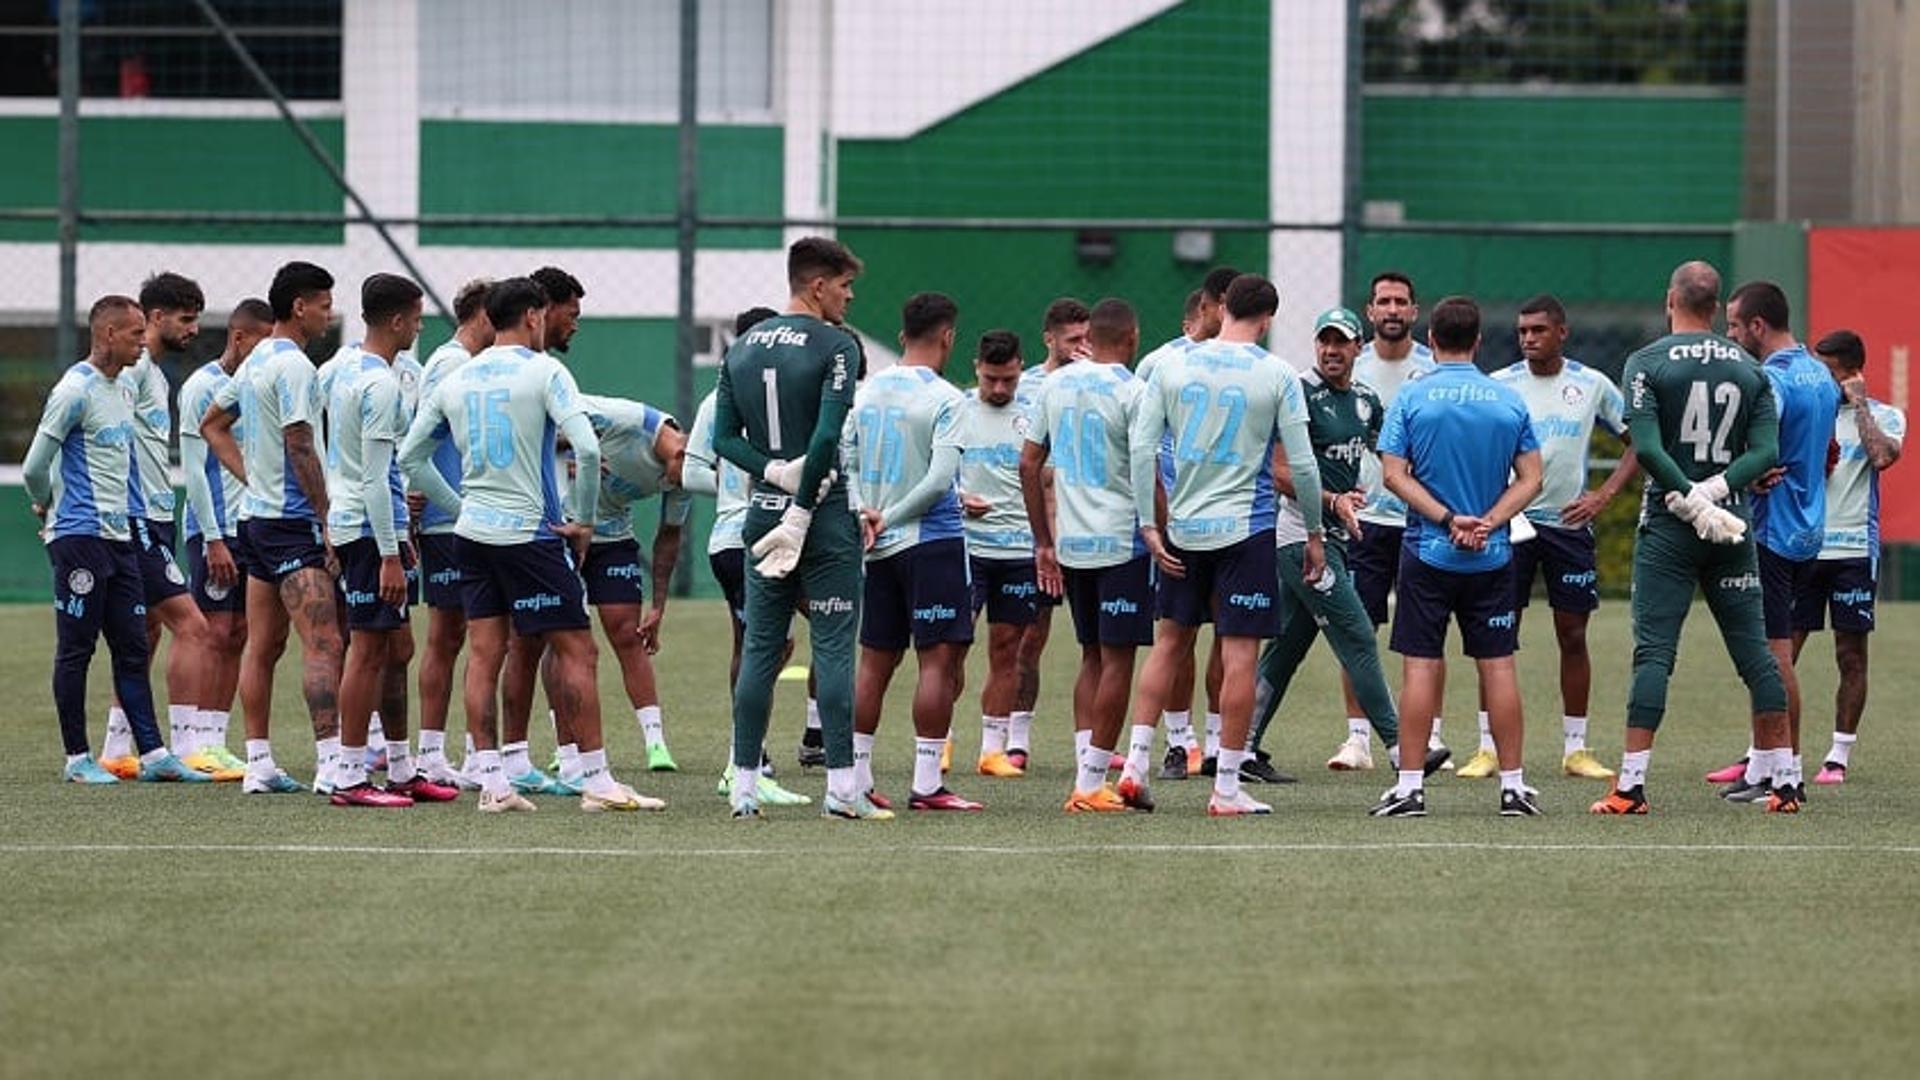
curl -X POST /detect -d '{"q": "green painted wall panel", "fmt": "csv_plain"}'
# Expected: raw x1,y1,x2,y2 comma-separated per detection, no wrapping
418,121,782,249
0,116,346,244
1352,231,1733,306
1362,93,1743,224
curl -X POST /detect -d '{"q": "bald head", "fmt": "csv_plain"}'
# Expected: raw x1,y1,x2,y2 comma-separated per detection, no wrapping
1668,260,1722,320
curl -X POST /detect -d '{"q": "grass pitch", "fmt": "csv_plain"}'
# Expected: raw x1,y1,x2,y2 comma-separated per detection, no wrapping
1,600,1916,1079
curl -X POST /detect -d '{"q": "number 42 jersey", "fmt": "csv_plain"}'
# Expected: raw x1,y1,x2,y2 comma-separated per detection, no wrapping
1622,331,1777,521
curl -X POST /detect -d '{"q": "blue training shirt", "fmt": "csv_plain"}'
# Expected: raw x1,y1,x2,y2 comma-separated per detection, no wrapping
1753,344,1842,561
1376,361,1539,573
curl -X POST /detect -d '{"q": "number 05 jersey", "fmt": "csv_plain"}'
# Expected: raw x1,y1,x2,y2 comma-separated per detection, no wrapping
1622,331,1777,523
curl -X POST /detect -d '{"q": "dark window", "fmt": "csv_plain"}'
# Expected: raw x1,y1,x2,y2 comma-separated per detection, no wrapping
0,0,341,99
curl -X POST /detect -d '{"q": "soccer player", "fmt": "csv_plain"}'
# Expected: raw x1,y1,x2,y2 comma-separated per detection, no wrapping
713,237,880,820
1796,330,1902,784
175,298,272,777
1350,270,1451,767
1129,276,1325,816
1591,261,1792,815
411,278,493,788
1247,307,1446,777
200,261,346,794
1021,298,1153,814
1469,294,1639,781
1709,281,1841,803
96,273,223,779
401,276,653,813
957,328,1037,779
25,295,205,784
848,292,979,812
1369,296,1543,818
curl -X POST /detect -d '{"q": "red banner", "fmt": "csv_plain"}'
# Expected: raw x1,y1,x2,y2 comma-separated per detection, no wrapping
1807,227,1920,542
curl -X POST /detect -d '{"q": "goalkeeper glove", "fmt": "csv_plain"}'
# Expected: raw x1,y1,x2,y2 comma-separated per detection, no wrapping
1696,503,1748,545
751,504,812,579
1663,490,1704,524
763,458,804,495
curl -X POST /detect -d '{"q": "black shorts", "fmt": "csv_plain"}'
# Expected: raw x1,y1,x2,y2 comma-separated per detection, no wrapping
455,535,590,636
1792,557,1877,634
1155,532,1281,638
711,547,747,625
582,538,646,607
970,556,1040,627
337,537,411,631
1062,556,1155,647
185,534,244,614
1350,521,1406,626
1510,524,1599,614
1758,545,1818,641
132,518,190,605
241,517,329,585
861,538,975,651
1389,549,1518,660
417,533,465,610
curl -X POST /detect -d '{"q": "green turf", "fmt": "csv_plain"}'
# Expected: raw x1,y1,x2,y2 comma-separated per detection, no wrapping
1,600,1916,1079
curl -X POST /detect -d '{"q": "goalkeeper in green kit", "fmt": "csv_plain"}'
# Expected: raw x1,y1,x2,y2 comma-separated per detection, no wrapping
713,237,889,821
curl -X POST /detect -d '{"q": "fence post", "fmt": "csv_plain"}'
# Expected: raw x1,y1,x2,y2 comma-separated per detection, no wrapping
55,0,80,367
673,0,699,598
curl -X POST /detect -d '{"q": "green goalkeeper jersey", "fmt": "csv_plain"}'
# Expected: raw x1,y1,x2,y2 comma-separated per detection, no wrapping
713,314,856,510
1622,331,1779,522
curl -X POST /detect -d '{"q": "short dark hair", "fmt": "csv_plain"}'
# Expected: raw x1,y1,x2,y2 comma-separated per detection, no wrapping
362,273,424,322
138,271,204,316
1814,329,1866,372
977,329,1022,366
734,306,779,335
1729,280,1790,331
901,292,959,342
268,261,334,321
1429,296,1481,352
1182,288,1205,321
89,294,139,327
1201,266,1242,301
1369,270,1416,305
1042,297,1091,332
1223,274,1279,320
1517,293,1567,325
530,266,585,305
452,279,493,324
233,297,274,325
1088,298,1137,348
485,277,548,331
787,236,862,291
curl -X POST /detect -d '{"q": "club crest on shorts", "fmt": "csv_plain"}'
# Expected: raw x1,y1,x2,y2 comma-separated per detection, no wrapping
165,560,186,586
68,568,95,595
205,580,231,601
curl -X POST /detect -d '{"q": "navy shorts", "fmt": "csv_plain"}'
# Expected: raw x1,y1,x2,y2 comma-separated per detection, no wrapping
241,517,329,585
336,537,412,631
133,518,190,605
1792,557,1876,634
1389,549,1518,660
1062,556,1155,647
1156,532,1282,638
861,538,975,651
583,538,647,607
1758,544,1817,641
455,535,591,636
1350,521,1405,626
417,533,465,610
1510,524,1599,614
185,534,244,614
970,556,1040,627
711,547,746,625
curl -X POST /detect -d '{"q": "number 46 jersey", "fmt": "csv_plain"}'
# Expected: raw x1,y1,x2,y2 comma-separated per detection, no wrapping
1622,330,1778,522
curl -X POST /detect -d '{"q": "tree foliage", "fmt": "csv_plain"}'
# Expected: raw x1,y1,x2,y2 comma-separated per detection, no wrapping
1363,0,1747,85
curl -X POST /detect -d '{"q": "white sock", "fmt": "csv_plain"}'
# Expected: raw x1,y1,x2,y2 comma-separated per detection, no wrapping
853,732,876,794
386,738,416,783
1163,710,1194,750
1077,743,1111,795
368,711,387,753
1123,724,1154,785
578,748,619,797
1476,710,1494,754
1347,717,1369,741
245,738,276,779
335,745,369,789
67,752,89,768
418,729,447,768
1396,768,1424,797
140,746,169,766
981,715,1009,756
168,704,198,755
635,705,665,750
471,749,508,797
1828,731,1856,768
1074,728,1092,757
1203,712,1222,757
1431,715,1446,743
557,743,582,784
502,740,532,777
463,732,476,759
1214,748,1245,799
806,698,822,731
1619,749,1651,790
1009,710,1034,751
1498,768,1525,794
912,737,944,797
1386,742,1401,769
199,710,231,753
1563,715,1588,755
1743,749,1772,786
826,765,857,803
315,736,341,788
102,706,132,760
1782,753,1804,789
